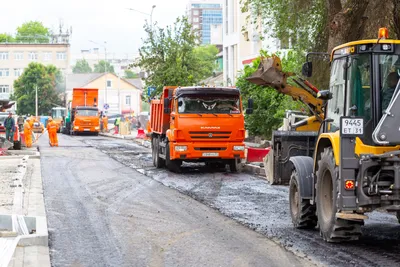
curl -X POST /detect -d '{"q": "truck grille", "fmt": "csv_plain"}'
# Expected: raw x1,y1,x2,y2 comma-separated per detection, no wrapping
194,147,227,151
189,131,231,140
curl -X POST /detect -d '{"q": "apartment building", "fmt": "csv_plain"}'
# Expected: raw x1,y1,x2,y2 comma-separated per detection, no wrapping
187,0,223,45
223,0,279,86
0,36,70,103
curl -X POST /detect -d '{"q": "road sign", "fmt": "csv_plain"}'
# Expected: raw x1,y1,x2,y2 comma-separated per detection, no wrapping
147,86,156,97
103,103,109,110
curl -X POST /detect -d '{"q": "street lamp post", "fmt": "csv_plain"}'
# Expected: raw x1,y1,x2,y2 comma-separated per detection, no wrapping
90,40,108,109
127,5,156,28
35,85,38,117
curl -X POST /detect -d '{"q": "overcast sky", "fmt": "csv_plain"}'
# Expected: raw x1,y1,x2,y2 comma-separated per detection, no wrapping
1,0,188,59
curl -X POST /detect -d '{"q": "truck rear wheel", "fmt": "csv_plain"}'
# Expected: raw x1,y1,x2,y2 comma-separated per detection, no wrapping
289,170,317,229
316,147,363,242
152,136,164,168
166,141,181,172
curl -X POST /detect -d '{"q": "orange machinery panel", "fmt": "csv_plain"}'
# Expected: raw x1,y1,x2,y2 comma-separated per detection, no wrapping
150,86,176,135
72,88,99,108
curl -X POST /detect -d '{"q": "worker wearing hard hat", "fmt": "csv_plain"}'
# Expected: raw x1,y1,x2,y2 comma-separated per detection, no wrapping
102,115,108,133
23,118,33,148
46,117,59,147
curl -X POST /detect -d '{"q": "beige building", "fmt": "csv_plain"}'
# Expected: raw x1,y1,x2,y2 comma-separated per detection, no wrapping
66,73,142,116
0,43,70,103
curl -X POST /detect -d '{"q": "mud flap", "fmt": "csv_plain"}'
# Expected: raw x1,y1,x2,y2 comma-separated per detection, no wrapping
289,156,314,199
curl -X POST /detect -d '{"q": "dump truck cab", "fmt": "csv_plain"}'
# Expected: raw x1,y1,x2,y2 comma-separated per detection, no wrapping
150,86,251,172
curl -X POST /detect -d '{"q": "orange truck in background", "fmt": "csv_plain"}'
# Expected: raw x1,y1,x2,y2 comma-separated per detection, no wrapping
150,86,253,172
66,88,100,135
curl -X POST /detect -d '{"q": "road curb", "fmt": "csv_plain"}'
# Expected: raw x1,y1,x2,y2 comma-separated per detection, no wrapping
0,154,50,267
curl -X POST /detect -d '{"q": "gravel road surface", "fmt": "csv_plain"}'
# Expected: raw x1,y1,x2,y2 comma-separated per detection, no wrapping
39,134,310,267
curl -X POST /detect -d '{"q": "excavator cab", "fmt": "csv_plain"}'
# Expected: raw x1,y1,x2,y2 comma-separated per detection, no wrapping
247,28,400,242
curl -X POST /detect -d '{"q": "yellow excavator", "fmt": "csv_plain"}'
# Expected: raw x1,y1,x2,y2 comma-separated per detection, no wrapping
247,27,400,242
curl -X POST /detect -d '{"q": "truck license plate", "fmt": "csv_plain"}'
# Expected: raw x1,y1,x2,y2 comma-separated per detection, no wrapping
202,152,219,157
340,117,364,136
84,129,90,131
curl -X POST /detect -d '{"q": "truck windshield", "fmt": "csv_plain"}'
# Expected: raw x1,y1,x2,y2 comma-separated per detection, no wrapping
76,109,98,116
177,95,241,114
52,109,66,118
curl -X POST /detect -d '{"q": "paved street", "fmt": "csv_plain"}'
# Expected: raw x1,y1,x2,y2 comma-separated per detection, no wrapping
39,133,309,267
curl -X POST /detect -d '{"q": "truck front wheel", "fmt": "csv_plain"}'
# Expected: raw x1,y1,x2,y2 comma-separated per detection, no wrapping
229,158,242,173
166,141,181,172
316,147,363,242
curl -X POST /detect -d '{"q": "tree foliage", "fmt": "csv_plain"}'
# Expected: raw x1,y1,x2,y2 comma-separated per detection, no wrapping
94,60,115,74
12,63,63,115
237,50,304,138
0,33,14,43
136,16,218,98
73,59,92,74
124,69,138,78
16,21,50,43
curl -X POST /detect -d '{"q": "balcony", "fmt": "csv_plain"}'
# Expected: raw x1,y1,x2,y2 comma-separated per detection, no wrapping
0,93,11,100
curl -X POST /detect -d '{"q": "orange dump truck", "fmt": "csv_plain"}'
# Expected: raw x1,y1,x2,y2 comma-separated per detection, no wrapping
67,88,100,135
150,86,253,172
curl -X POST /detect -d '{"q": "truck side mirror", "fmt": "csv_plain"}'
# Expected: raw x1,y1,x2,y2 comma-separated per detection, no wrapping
302,62,313,77
317,90,333,100
164,98,171,114
246,98,254,114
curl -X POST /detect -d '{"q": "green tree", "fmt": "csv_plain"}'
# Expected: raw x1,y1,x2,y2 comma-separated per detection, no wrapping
0,33,14,43
16,21,50,43
124,69,138,78
136,16,218,98
236,50,304,138
12,63,63,115
193,45,219,82
73,59,92,74
94,60,115,74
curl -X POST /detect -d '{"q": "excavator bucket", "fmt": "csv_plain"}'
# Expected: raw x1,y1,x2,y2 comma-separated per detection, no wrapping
246,55,289,89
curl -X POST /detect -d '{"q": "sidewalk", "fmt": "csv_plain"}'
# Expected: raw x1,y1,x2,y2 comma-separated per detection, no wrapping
0,150,50,267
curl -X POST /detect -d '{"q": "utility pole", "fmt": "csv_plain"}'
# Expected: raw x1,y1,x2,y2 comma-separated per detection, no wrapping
35,85,38,117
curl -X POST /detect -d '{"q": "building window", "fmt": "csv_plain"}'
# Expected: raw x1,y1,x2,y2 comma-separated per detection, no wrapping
193,10,199,16
14,68,23,77
0,85,9,93
43,52,52,61
14,52,23,60
125,95,131,105
0,52,9,60
193,17,199,23
28,52,38,61
193,24,199,29
56,52,67,60
107,80,112,88
0,69,10,77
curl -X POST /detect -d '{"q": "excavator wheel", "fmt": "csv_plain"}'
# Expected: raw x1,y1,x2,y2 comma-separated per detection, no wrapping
165,141,181,173
289,170,317,229
316,147,363,242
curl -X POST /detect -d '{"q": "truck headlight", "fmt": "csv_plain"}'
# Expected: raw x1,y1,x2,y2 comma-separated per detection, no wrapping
95,126,100,130
233,146,245,151
74,126,79,129
175,145,187,152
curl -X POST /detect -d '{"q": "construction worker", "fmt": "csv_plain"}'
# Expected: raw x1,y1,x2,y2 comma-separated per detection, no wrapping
23,118,33,148
102,115,108,133
46,117,59,147
4,112,15,142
